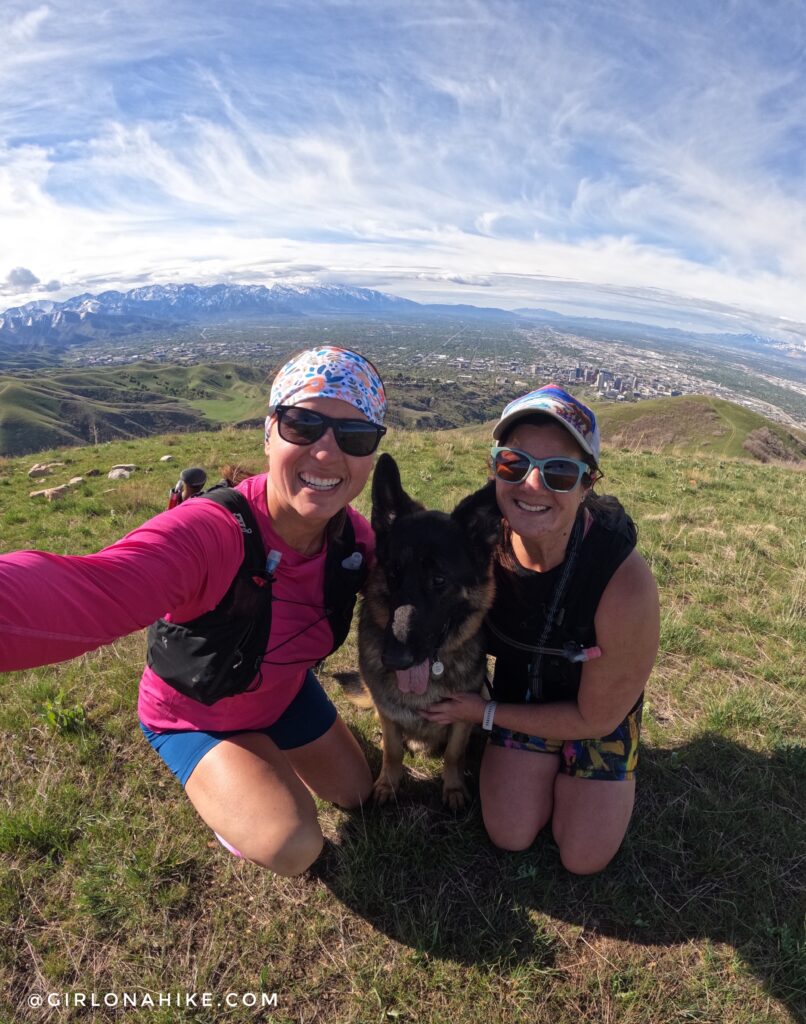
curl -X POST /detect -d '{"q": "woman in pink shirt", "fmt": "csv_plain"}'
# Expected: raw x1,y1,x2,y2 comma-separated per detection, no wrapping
0,346,386,875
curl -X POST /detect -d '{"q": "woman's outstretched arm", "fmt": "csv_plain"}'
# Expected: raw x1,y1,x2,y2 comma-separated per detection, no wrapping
0,498,244,671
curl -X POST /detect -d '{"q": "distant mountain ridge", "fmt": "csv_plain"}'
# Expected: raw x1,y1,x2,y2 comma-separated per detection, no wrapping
0,283,422,349
514,306,781,355
47,282,417,316
0,281,792,356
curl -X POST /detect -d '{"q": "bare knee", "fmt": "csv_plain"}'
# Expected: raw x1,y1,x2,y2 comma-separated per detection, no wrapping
330,770,374,810
487,831,535,852
555,836,620,875
552,775,634,874
244,820,324,876
483,812,546,852
480,744,558,854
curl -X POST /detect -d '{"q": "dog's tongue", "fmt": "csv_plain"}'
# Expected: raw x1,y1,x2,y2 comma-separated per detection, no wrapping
396,660,430,695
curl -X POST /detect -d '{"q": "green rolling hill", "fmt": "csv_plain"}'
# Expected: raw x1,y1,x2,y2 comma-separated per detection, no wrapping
437,394,806,466
595,394,806,462
2,361,805,467
0,362,268,457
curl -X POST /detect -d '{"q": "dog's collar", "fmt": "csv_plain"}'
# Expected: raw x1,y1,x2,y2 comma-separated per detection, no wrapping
430,620,452,678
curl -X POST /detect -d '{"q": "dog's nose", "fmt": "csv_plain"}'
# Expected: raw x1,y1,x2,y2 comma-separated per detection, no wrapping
381,639,416,671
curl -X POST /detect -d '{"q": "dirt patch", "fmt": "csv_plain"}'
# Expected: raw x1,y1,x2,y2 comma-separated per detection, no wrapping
605,405,724,451
742,427,806,463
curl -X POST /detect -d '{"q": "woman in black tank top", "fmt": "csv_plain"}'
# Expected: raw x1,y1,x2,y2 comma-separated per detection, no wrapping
421,385,659,874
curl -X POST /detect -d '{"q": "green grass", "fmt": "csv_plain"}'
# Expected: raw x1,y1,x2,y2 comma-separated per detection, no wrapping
8,359,804,468
186,392,265,422
596,394,806,461
1,423,804,1023
0,363,268,457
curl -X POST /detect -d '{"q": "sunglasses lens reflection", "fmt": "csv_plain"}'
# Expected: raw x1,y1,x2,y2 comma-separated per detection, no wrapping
494,451,531,482
493,451,584,491
543,459,583,491
279,408,325,445
335,420,383,456
278,407,383,456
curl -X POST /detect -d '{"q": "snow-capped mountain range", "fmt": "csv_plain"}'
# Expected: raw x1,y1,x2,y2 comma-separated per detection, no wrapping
0,283,424,346
0,282,794,358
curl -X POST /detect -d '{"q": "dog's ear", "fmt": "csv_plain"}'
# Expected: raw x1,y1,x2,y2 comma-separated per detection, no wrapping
451,480,501,558
371,453,423,534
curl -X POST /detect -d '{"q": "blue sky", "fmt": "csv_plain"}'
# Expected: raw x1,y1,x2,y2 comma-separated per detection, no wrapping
3,0,806,342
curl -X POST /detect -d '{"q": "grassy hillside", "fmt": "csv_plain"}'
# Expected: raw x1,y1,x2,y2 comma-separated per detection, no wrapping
0,364,518,457
0,363,269,457
0,425,804,1023
4,363,806,469
596,394,806,462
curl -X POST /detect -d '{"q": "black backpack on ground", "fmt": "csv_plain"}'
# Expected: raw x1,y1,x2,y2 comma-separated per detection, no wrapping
146,484,368,706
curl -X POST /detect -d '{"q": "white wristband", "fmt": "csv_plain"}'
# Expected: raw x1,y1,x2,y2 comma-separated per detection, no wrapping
482,700,498,732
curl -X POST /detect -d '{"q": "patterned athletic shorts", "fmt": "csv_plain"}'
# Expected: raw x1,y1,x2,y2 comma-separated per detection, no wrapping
489,701,642,781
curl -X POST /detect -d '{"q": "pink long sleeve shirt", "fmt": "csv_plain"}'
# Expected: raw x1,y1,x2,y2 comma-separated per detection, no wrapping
0,474,374,733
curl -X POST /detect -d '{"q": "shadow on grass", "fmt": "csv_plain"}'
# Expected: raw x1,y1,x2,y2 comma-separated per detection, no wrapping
321,733,805,1018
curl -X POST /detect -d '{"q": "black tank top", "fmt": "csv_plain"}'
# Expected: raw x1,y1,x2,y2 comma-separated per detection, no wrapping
486,499,636,704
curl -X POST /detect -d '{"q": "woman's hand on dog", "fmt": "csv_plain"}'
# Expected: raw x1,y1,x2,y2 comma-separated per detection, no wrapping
419,692,487,725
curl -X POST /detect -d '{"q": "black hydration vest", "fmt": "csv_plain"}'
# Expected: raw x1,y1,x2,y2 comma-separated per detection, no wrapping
485,501,636,705
146,486,368,706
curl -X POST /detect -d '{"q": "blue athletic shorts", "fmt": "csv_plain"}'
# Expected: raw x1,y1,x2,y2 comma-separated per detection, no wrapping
139,670,337,787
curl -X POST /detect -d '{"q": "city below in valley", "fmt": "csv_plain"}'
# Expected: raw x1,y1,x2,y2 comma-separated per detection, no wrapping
55,319,806,432
3,283,802,432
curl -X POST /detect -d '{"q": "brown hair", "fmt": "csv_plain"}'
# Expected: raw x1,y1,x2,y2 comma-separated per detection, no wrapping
219,463,258,487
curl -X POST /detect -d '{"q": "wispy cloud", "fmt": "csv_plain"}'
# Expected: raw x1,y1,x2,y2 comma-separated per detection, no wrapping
8,4,51,43
2,0,806,337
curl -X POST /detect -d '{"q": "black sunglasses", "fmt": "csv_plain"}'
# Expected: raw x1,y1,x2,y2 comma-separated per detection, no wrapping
274,405,386,457
490,446,591,492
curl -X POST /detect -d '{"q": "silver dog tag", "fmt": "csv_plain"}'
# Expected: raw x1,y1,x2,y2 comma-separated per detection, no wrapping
431,659,444,677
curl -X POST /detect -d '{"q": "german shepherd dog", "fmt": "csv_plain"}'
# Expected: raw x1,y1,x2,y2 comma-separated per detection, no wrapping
351,453,499,809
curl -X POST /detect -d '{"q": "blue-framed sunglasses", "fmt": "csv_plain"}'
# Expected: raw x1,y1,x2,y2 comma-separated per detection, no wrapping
490,446,591,492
